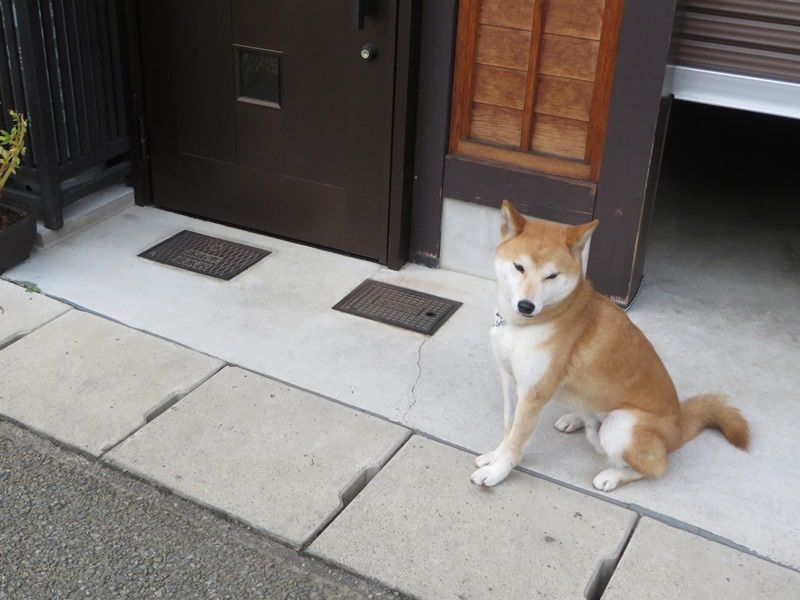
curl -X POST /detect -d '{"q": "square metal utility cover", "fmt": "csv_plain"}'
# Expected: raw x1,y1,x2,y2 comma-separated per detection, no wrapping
333,280,461,335
139,230,270,280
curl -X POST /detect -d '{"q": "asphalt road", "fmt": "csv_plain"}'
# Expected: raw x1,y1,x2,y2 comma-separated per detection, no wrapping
0,421,403,599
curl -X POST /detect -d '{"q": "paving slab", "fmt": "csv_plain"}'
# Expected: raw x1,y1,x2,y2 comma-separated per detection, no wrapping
0,279,69,347
603,518,800,599
0,310,222,455
106,367,411,548
310,436,636,600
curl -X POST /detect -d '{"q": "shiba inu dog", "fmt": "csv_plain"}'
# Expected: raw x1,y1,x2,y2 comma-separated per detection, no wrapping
471,200,749,491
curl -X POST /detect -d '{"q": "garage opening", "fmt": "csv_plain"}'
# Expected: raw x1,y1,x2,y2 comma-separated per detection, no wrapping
643,100,800,315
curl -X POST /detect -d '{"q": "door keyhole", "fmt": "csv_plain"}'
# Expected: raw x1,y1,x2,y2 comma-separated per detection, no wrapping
360,43,378,61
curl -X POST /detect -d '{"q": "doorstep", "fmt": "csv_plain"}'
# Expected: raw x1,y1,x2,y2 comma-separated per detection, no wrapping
35,184,134,248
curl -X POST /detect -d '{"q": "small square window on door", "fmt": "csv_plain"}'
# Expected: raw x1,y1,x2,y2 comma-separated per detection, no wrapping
234,45,281,108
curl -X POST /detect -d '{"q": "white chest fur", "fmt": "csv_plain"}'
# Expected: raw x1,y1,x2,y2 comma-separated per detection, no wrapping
491,321,554,391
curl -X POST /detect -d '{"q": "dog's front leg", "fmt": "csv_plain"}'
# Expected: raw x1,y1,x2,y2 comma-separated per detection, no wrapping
471,385,551,487
474,368,516,468
500,368,516,434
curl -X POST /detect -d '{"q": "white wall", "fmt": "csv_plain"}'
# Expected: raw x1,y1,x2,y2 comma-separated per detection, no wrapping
439,198,499,280
439,198,592,280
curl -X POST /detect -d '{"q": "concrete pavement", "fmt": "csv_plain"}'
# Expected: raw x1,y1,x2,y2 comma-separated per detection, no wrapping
8,204,799,568
2,277,799,599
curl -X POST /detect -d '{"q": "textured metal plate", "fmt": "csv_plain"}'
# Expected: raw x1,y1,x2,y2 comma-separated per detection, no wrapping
333,280,462,335
139,230,270,280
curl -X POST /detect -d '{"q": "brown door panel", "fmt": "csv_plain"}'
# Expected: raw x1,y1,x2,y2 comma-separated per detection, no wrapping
177,155,351,254
171,0,236,162
139,0,397,261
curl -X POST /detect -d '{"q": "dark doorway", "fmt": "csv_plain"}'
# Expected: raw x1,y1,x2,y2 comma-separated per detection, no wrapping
137,0,400,262
644,100,800,314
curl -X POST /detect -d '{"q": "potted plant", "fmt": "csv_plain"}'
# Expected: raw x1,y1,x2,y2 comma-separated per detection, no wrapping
0,109,34,273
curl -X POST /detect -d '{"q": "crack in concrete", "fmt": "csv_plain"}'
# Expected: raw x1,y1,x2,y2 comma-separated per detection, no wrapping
584,514,641,600
402,335,429,421
100,362,225,456
301,430,412,552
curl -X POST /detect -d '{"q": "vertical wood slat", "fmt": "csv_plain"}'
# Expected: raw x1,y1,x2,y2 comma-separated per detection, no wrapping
76,1,101,151
12,0,64,227
52,0,79,160
586,0,624,181
66,0,91,156
42,1,70,164
96,0,117,141
448,0,480,153
1,1,35,162
0,3,19,128
86,0,108,150
519,0,545,150
107,0,127,140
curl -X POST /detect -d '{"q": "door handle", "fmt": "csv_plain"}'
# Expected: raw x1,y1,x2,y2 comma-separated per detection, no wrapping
355,0,376,29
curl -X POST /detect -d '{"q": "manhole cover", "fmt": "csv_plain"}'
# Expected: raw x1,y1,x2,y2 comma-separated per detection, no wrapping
333,280,461,335
139,230,270,280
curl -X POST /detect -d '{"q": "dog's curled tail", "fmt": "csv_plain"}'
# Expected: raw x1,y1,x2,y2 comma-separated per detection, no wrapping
679,394,750,451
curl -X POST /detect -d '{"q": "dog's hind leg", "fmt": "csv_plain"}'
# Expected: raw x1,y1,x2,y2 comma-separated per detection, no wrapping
584,418,605,454
593,466,643,491
593,411,668,491
554,413,585,433
623,428,668,480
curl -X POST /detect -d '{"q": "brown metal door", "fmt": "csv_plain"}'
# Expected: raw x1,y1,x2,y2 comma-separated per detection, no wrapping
138,0,398,261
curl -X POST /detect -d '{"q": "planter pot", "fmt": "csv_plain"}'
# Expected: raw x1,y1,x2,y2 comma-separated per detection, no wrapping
0,205,36,274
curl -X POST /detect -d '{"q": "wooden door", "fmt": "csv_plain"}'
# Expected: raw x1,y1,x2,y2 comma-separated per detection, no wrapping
138,0,399,261
449,0,623,182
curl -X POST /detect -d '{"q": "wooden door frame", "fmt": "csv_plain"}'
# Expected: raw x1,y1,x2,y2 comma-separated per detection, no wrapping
121,0,422,269
407,0,678,303
120,0,152,208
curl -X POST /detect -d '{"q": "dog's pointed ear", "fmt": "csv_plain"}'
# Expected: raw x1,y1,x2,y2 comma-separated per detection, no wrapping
567,219,599,253
500,200,526,242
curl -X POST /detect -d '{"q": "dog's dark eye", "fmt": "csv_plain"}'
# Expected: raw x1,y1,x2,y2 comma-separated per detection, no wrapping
544,272,559,281
514,263,524,274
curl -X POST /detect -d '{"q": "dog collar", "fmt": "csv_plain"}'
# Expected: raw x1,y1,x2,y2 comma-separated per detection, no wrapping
493,312,505,328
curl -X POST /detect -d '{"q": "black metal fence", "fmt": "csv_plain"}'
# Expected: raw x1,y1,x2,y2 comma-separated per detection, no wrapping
0,0,130,229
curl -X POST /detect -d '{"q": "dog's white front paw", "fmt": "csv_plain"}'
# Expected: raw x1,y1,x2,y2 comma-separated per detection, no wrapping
593,468,622,492
554,413,585,433
475,448,500,467
474,452,496,468
470,457,514,487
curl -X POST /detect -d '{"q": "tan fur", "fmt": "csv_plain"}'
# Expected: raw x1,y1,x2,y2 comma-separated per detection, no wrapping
679,394,750,450
476,201,750,489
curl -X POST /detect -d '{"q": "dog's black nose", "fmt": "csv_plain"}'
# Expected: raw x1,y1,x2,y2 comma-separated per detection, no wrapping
517,300,535,315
